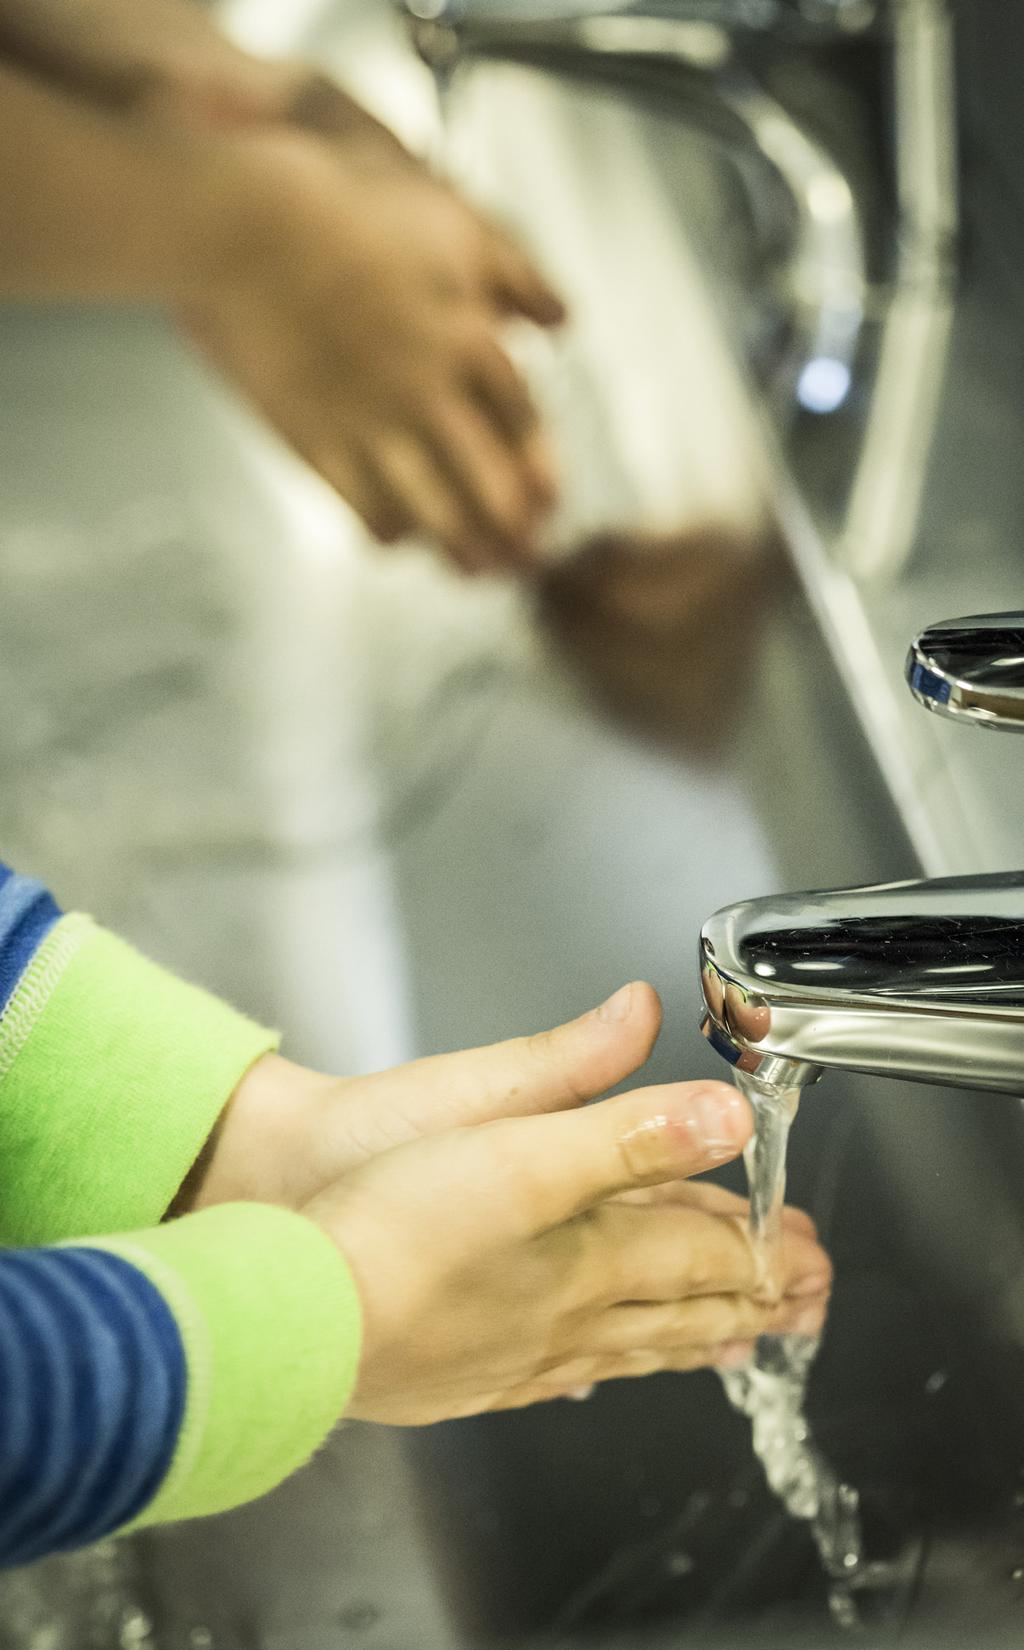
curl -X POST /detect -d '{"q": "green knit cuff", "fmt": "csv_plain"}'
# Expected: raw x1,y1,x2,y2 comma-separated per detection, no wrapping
88,1203,363,1526
0,916,279,1245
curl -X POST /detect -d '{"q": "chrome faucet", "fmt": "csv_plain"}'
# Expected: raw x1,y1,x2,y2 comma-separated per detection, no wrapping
700,614,1024,1094
404,0,870,420
907,612,1024,733
405,0,957,578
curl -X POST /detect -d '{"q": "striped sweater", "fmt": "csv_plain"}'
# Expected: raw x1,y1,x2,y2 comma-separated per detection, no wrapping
0,863,362,1565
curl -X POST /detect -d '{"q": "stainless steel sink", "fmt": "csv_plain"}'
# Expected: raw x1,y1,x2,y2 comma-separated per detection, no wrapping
391,578,1024,1646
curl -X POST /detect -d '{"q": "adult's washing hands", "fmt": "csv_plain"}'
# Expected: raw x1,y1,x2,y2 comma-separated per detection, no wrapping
0,0,566,573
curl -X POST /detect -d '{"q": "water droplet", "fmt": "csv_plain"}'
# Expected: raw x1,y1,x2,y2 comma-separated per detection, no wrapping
925,1370,949,1396
189,1629,214,1650
119,1612,153,1649
1012,1567,1024,1584
828,1587,860,1630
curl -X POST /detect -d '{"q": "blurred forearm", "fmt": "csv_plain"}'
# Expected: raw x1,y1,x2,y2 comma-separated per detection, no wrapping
0,0,407,151
0,58,245,300
0,0,283,118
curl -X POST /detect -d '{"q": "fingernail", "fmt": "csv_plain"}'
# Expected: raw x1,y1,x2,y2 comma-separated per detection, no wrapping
794,1301,826,1337
714,1340,756,1370
689,1087,750,1156
597,984,633,1024
788,1272,832,1298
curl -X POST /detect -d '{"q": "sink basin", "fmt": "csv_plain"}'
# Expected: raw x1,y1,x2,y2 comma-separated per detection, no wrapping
397,573,1024,1644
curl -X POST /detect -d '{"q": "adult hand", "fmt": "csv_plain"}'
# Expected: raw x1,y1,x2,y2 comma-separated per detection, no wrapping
0,10,563,566
186,124,565,573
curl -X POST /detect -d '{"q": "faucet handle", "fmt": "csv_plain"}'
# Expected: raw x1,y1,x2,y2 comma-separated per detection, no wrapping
907,613,1024,733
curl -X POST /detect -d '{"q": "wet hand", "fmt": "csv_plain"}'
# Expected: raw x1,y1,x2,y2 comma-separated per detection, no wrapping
181,980,824,1258
304,1069,830,1424
178,981,676,1212
175,982,680,1208
176,982,830,1419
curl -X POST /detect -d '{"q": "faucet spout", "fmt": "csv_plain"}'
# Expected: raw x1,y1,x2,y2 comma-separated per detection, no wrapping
700,873,1024,1094
907,612,1024,731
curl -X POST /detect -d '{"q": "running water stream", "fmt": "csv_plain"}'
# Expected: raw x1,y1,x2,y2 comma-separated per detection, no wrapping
719,1070,878,1628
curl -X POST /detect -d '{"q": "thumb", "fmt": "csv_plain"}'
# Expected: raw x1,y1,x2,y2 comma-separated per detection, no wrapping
339,983,663,1151
503,1080,754,1232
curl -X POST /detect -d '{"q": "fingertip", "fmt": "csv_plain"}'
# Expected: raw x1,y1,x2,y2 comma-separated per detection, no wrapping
789,1297,829,1338
533,288,568,327
611,1079,752,1191
489,239,568,328
521,431,560,510
631,980,663,1051
593,981,661,1052
632,978,663,1018
782,1236,833,1300
781,1204,819,1239
713,1340,756,1370
694,1082,755,1153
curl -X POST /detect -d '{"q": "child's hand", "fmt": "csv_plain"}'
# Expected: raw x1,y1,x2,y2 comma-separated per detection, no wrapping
175,982,831,1418
177,981,674,1213
304,1074,830,1424
177,981,811,1235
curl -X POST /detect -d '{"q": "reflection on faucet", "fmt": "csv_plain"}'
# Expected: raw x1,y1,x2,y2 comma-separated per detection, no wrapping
538,524,781,756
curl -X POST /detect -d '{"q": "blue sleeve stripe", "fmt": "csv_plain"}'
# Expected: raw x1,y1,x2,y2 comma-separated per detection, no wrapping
50,1250,183,1543
0,1261,72,1550
0,864,63,1016
0,1247,186,1568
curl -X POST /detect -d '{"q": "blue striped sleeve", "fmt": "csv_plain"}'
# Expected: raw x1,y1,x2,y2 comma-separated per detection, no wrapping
0,1246,186,1568
0,863,63,1014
